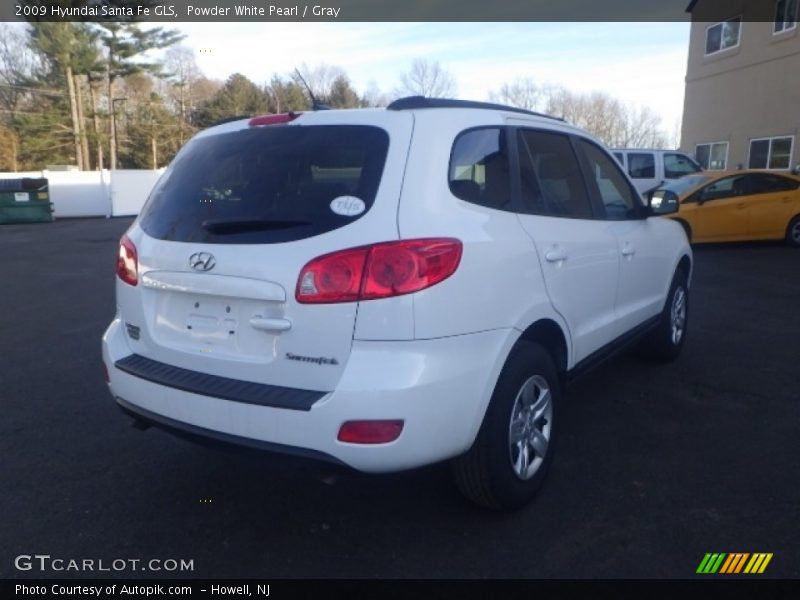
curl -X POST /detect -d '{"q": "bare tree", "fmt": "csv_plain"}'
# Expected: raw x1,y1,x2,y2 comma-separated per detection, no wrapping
395,58,457,98
362,80,389,107
540,86,667,148
489,77,542,111
293,62,346,102
165,45,201,144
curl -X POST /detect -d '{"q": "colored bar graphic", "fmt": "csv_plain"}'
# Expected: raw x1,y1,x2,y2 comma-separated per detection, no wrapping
718,553,751,574
733,553,750,573
719,554,735,574
758,554,773,573
698,552,772,575
696,553,713,573
697,553,727,573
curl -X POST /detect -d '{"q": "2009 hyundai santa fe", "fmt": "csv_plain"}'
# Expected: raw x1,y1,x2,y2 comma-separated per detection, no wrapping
102,97,692,510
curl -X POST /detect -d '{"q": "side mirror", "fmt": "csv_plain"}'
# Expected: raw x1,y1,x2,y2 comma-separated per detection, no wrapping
648,190,679,216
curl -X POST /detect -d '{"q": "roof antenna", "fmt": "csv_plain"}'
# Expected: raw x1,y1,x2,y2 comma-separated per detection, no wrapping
294,68,330,111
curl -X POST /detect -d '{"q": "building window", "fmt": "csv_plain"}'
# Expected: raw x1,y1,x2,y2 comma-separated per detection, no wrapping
705,17,741,55
748,136,794,169
775,0,798,33
695,142,729,170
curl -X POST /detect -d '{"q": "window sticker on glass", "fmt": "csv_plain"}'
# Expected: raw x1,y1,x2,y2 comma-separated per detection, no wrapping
330,195,366,216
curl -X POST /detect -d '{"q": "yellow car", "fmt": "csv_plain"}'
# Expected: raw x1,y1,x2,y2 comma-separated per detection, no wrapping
650,170,800,246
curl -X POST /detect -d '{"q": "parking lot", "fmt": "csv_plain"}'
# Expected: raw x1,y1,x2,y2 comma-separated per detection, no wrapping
1,217,798,579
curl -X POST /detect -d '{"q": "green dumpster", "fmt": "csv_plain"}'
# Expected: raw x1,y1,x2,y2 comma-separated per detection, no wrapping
0,178,53,224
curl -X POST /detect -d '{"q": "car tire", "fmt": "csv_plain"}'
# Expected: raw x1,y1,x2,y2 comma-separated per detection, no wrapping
639,269,689,363
786,216,800,247
451,341,559,511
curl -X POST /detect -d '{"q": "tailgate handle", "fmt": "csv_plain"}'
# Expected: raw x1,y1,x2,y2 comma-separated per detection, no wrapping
249,316,292,333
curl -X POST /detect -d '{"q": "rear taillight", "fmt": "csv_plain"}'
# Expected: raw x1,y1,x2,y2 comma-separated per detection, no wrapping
116,235,138,286
296,238,462,304
337,420,404,444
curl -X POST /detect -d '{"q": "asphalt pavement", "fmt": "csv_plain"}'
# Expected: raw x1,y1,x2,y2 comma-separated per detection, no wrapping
1,217,798,579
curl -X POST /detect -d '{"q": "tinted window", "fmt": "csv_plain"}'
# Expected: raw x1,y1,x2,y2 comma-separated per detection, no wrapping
612,152,624,165
747,173,800,194
627,152,656,179
664,153,701,178
517,129,593,219
139,125,389,244
449,128,511,209
698,175,747,201
578,139,640,220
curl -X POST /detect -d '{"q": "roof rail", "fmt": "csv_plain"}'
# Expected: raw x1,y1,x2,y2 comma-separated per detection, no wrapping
386,96,563,121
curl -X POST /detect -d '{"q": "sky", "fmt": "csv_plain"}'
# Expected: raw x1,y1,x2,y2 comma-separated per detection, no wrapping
173,22,691,139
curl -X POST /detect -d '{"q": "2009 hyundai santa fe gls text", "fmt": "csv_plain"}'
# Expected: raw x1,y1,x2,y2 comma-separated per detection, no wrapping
102,97,692,510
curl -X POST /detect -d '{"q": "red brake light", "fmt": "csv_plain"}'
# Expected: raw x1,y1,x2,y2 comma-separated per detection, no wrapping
295,238,462,304
337,420,404,444
297,246,370,303
249,112,302,126
117,235,138,286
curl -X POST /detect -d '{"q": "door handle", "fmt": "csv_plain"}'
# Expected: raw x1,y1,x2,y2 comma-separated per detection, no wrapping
250,316,292,332
545,247,568,263
621,244,636,257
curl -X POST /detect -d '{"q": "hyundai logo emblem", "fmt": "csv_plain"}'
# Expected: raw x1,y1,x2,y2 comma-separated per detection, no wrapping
189,252,216,272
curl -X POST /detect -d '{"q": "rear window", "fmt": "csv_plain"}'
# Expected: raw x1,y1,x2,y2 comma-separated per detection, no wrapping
139,125,390,244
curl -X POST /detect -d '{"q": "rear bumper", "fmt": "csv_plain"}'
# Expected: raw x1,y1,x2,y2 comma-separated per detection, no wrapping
102,317,516,472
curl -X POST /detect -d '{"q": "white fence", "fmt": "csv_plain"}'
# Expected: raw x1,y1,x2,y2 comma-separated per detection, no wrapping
0,169,164,218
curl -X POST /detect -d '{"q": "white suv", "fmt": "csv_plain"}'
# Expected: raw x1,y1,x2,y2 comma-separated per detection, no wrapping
103,97,692,510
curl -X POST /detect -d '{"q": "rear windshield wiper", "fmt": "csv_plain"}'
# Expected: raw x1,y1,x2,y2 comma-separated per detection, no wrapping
201,217,312,234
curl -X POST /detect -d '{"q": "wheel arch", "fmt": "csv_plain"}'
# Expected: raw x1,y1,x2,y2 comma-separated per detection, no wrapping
673,217,692,242
786,213,800,245
517,318,569,379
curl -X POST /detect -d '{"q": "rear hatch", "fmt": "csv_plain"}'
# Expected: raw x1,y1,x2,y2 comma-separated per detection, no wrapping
119,110,413,392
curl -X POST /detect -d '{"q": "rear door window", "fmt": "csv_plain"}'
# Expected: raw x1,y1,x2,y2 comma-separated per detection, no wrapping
139,125,389,244
516,129,594,219
627,152,656,179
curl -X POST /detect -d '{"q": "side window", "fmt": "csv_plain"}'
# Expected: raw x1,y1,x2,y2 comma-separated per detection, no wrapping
449,128,511,209
612,152,625,165
746,173,799,195
627,152,656,179
664,153,701,178
698,175,747,201
517,129,593,219
577,139,640,220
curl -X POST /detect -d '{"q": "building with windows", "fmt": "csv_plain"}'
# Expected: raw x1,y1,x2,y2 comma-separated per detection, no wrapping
681,0,800,172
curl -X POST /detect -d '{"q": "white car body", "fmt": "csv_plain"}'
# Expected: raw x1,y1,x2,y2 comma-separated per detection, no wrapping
103,100,691,477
